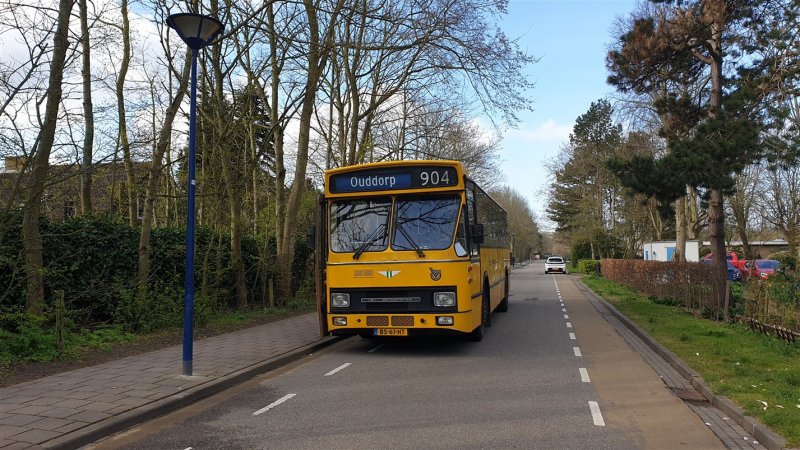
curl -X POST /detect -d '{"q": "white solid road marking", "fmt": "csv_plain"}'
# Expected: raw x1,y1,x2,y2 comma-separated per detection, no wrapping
566,322,573,328
368,344,385,353
569,332,576,340
325,363,352,376
589,401,606,426
580,368,591,382
253,394,296,416
573,347,582,357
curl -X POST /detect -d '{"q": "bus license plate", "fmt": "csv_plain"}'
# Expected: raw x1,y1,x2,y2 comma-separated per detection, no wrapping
375,328,408,336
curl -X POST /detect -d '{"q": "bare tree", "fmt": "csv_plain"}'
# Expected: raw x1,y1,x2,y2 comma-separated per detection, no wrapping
727,163,762,259
20,0,73,312
762,165,800,255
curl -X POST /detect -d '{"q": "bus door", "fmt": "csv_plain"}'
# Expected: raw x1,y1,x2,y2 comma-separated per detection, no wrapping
465,183,482,303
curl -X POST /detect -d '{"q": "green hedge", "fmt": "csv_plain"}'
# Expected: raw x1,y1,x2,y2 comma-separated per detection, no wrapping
577,259,600,275
0,214,311,330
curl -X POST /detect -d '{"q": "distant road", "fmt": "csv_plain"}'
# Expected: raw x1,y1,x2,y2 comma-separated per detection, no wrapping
95,265,723,449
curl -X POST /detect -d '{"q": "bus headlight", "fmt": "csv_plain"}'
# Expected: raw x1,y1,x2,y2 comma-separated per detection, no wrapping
331,293,350,308
433,292,456,307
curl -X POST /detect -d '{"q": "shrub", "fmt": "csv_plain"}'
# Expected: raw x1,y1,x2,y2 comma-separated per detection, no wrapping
768,251,797,273
577,259,600,275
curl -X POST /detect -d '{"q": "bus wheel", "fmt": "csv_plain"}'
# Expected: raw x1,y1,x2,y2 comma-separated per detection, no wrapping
497,275,509,312
467,321,483,341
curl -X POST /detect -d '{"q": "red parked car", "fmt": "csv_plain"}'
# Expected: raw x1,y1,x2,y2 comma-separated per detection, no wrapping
742,259,781,280
702,252,746,270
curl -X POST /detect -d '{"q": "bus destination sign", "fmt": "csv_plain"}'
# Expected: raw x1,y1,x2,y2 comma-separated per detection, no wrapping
330,166,458,193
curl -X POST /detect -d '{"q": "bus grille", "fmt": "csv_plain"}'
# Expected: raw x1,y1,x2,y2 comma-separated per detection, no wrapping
391,316,414,327
366,316,389,326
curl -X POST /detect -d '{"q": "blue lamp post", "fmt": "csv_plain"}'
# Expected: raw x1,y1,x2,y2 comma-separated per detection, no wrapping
167,12,223,376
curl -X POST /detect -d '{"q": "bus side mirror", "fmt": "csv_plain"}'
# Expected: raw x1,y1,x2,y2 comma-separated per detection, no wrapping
307,224,316,248
471,223,484,245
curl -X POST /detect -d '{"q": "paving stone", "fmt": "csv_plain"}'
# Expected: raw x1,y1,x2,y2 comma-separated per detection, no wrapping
26,418,72,432
84,393,123,403
0,425,26,439
66,411,110,423
50,399,93,409
6,406,50,416
59,391,97,401
81,402,118,413
38,408,80,420
53,421,89,434
0,440,36,449
0,405,22,414
0,415,42,427
10,429,60,444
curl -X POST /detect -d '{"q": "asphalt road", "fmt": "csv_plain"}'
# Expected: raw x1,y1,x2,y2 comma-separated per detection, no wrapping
92,263,723,450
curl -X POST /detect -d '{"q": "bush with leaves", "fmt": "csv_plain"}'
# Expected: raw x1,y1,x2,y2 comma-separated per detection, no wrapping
768,251,797,273
577,259,601,275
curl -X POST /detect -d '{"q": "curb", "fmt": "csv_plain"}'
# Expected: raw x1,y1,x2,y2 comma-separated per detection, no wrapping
578,280,788,450
41,335,343,450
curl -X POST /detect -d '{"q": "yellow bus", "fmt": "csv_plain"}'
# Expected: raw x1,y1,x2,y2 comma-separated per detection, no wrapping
312,160,509,341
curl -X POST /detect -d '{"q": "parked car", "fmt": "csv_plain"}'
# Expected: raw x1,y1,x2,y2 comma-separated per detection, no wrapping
742,259,781,280
702,252,746,270
701,259,742,282
545,256,567,274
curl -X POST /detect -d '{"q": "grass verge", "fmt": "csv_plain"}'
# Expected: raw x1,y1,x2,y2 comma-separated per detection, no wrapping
582,275,800,447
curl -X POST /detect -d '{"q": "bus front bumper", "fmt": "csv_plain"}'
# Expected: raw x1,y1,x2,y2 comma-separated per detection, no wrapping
327,311,476,336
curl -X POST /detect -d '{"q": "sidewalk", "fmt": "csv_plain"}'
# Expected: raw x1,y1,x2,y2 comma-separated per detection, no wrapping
0,313,338,450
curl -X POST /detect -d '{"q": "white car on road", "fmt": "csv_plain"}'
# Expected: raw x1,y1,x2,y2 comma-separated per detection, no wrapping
544,256,567,274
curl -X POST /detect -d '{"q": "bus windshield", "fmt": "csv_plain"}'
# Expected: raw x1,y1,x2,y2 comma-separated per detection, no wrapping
330,198,391,253
393,195,460,252
329,195,461,255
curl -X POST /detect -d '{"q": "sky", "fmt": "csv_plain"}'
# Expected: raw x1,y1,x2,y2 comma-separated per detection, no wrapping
495,0,638,230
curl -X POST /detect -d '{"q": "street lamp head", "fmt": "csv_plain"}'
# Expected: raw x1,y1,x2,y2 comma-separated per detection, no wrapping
167,13,224,50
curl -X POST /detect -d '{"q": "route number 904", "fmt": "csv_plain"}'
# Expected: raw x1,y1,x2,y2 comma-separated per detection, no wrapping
419,170,450,186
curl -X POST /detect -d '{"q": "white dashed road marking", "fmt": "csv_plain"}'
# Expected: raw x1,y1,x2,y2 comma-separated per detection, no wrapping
368,344,385,353
566,322,572,328
569,332,576,340
580,368,591,382
253,394,296,416
588,401,606,426
573,347,582,357
325,363,352,376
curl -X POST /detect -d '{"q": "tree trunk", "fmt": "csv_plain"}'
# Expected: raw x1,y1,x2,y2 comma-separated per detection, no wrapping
707,7,726,307
115,0,136,227
276,0,343,300
687,185,700,240
79,0,94,215
136,49,192,299
675,195,686,262
22,0,73,313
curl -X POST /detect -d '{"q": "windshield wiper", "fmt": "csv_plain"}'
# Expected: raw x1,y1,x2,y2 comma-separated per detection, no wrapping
353,224,386,260
396,224,425,257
